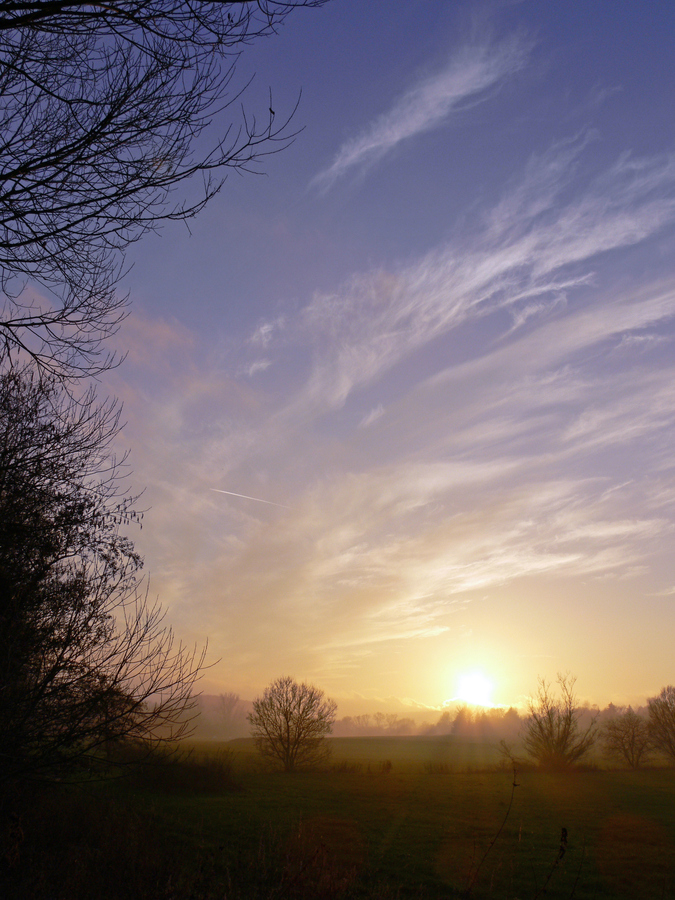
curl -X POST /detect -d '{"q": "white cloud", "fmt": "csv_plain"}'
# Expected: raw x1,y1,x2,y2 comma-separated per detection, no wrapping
360,404,385,427
250,316,285,348
312,36,530,191
242,358,272,378
113,139,675,700
293,145,675,418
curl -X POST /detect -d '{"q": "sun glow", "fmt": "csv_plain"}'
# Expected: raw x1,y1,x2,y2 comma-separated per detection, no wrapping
457,671,494,707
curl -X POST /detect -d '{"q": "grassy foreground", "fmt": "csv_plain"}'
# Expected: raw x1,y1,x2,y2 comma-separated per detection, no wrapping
3,737,675,898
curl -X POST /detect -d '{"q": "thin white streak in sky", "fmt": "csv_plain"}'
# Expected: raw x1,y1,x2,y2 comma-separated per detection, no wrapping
296,149,675,415
312,36,530,192
211,489,291,509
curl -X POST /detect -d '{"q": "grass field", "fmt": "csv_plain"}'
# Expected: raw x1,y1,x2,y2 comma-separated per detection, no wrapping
4,736,675,899
227,734,507,772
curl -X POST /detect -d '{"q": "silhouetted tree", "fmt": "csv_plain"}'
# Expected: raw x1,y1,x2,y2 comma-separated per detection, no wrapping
353,714,372,731
249,676,336,771
452,705,474,737
386,715,415,735
523,674,598,769
432,710,453,735
333,712,416,736
0,368,204,785
218,691,249,738
648,686,675,762
602,706,652,769
501,706,522,739
373,712,387,731
0,0,327,377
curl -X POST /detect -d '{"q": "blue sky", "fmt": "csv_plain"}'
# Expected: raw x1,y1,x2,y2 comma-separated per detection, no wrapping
109,1,675,714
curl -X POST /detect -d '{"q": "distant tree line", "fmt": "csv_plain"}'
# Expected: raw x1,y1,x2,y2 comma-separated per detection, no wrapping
425,705,523,741
212,674,675,774
332,713,418,737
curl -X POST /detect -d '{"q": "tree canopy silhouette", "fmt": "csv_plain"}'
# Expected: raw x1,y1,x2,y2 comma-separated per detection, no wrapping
602,706,652,769
0,368,204,785
523,673,598,769
249,676,336,772
0,0,327,377
648,685,675,762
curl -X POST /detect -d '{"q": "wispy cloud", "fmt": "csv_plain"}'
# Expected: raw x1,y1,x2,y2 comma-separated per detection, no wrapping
114,138,675,703
360,404,385,428
291,143,675,417
241,358,272,378
311,36,530,191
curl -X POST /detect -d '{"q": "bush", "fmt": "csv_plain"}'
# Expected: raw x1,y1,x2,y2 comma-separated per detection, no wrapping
523,674,598,769
602,707,652,768
126,747,239,794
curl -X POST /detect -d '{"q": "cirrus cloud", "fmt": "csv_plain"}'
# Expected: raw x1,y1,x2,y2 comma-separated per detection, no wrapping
311,36,531,192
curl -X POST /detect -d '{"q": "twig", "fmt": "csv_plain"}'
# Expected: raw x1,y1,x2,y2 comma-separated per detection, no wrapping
533,827,568,899
463,764,519,897
568,837,585,899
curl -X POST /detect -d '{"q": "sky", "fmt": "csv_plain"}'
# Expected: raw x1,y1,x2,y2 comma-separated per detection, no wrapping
106,0,675,716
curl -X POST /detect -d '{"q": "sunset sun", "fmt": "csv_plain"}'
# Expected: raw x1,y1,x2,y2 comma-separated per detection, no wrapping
457,672,494,707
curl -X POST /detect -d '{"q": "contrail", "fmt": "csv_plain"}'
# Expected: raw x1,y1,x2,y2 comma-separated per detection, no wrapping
210,488,290,509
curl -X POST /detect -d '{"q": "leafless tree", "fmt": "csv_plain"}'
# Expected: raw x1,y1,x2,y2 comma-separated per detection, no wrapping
648,685,675,763
218,691,249,738
523,673,598,769
249,675,337,772
0,1,327,378
0,368,205,785
602,706,652,769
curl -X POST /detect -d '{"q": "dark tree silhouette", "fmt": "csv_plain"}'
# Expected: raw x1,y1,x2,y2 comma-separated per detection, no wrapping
648,685,675,762
249,675,336,771
218,691,249,738
0,368,205,785
602,706,652,769
0,0,327,377
523,673,598,769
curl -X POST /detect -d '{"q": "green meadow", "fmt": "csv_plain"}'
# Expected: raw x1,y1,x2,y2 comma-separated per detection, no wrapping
5,737,675,899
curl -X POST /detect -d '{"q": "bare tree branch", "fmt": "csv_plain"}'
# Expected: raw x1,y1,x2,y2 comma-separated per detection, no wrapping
602,706,652,769
523,673,598,769
0,1,327,378
648,686,675,763
0,368,206,785
249,676,337,772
